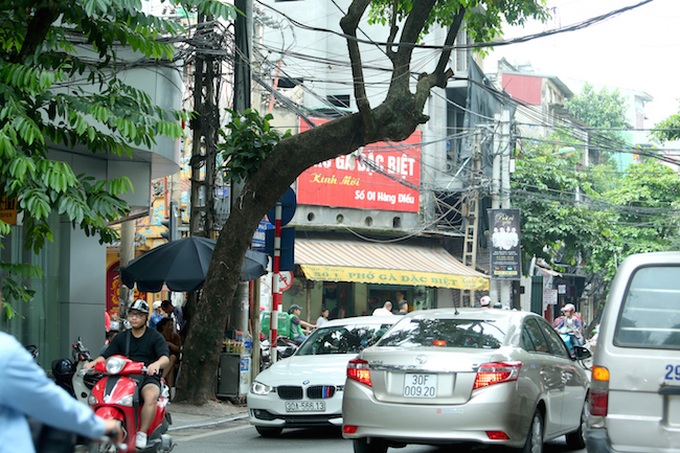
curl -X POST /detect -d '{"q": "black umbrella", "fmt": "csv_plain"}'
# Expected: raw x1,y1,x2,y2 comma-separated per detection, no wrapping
120,236,268,292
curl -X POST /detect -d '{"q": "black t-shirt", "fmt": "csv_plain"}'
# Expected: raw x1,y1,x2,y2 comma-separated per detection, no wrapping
103,328,169,366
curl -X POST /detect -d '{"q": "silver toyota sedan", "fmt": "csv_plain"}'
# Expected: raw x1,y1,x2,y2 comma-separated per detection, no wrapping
342,308,591,453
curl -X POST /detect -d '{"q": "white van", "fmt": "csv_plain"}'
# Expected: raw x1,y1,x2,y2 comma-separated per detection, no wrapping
587,251,680,452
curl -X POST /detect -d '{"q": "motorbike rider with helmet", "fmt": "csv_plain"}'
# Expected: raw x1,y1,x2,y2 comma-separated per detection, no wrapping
555,303,583,346
85,299,169,450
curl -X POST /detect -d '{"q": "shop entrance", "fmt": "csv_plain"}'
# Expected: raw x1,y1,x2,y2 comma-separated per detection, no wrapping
322,282,354,320
367,286,413,315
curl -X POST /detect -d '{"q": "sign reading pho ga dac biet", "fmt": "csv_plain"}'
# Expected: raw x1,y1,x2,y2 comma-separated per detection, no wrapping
488,208,522,280
297,117,421,213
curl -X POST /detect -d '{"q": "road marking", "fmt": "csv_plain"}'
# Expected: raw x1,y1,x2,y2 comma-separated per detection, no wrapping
175,424,251,442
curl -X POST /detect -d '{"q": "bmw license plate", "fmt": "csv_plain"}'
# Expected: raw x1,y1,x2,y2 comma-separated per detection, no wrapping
285,401,326,412
403,373,437,398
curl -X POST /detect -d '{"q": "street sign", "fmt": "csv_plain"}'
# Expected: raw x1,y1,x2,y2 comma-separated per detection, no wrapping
277,271,294,292
252,219,272,251
265,227,295,271
266,187,297,226
0,195,17,225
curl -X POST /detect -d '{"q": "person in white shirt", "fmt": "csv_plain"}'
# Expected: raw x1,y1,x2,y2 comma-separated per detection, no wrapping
373,301,394,316
316,307,330,327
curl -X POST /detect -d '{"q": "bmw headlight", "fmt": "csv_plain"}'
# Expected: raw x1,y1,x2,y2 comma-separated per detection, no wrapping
250,381,274,395
105,356,126,375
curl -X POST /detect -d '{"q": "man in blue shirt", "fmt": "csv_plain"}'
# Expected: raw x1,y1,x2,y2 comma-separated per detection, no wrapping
148,300,165,330
0,331,120,453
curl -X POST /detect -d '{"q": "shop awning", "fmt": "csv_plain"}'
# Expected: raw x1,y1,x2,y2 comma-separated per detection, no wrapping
296,238,489,291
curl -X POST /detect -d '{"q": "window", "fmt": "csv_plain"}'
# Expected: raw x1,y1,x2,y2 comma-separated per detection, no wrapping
327,94,350,109
377,317,506,349
296,322,394,356
522,319,550,354
615,266,680,348
538,320,571,359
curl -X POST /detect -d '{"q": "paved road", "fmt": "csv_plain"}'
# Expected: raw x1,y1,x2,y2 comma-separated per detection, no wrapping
171,419,586,453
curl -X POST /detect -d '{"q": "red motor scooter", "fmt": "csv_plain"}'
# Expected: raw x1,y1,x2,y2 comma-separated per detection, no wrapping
90,355,173,452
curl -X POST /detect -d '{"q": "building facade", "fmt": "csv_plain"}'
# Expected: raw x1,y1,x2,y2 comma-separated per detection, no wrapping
256,1,498,320
0,57,184,367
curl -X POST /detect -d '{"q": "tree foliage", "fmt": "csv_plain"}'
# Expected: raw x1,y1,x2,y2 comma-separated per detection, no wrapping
564,83,628,163
514,83,680,293
652,104,680,143
217,109,291,181
0,0,235,318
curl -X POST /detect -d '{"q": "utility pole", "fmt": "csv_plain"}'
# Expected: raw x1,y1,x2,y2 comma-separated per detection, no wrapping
189,16,220,238
232,0,254,366
119,220,135,320
461,132,482,307
489,109,512,308
499,109,512,309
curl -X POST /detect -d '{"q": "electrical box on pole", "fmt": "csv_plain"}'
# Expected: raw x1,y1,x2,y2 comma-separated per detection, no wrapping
160,201,179,242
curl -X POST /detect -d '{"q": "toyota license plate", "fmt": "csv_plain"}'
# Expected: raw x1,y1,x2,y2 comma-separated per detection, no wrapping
285,401,326,412
403,373,437,398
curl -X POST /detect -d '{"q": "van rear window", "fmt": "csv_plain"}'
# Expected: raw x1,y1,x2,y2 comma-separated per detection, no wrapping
615,266,680,348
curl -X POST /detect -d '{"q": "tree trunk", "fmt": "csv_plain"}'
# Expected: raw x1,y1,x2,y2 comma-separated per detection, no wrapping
176,100,424,403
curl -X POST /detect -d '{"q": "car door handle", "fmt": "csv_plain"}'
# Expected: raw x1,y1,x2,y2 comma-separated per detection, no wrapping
659,385,680,395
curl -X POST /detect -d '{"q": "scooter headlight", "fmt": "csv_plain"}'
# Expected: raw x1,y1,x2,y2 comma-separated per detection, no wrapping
115,395,134,407
88,394,98,405
251,381,274,395
105,356,126,375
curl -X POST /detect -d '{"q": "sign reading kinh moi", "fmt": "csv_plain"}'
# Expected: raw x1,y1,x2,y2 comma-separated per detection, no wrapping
297,117,421,212
488,208,522,280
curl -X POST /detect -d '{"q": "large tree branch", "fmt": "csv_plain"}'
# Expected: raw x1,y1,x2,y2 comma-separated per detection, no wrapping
388,0,436,100
386,0,399,61
14,3,60,64
433,9,466,87
340,0,372,128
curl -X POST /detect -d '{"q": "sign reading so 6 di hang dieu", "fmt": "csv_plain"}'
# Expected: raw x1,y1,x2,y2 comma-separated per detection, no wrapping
297,118,421,213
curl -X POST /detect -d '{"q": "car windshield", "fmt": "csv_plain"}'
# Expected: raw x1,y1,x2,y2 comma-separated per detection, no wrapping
296,322,395,356
376,317,506,349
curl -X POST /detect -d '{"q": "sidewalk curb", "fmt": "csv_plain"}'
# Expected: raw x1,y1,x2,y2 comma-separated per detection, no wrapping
169,413,249,432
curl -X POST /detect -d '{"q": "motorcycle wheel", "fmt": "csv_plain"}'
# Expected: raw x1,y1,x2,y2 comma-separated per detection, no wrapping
88,442,117,453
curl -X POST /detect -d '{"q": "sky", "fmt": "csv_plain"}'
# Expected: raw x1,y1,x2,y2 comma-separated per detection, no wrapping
486,0,680,127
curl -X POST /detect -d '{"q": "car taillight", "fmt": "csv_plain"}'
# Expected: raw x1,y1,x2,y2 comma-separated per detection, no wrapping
473,362,522,390
590,365,610,416
347,358,372,387
343,425,358,434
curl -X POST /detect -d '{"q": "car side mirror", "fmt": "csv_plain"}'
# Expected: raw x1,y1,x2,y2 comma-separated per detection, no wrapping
281,346,296,358
572,345,592,360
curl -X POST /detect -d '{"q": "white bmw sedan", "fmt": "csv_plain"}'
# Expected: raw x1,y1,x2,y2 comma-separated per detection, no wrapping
342,308,591,453
248,316,399,437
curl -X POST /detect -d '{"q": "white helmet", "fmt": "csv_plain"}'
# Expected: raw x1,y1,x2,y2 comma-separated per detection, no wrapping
563,303,576,313
129,299,150,314
480,296,491,307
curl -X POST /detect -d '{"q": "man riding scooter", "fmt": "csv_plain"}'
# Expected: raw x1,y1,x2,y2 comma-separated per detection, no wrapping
85,299,169,450
555,303,584,351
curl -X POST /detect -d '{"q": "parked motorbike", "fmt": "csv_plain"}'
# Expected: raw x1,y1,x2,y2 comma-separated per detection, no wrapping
260,336,299,369
89,355,173,452
52,337,101,404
